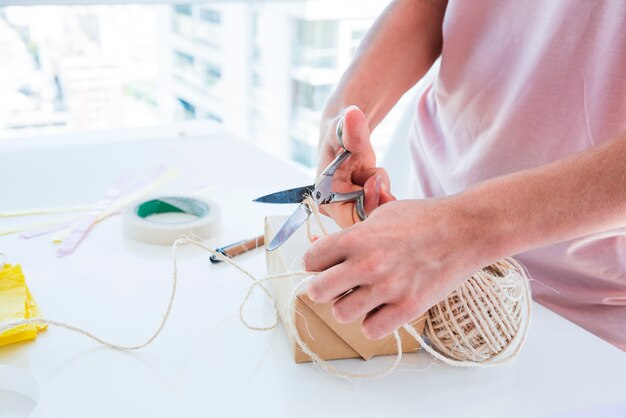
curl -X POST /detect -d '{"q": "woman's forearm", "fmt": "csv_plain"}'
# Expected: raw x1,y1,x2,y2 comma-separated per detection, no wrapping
322,0,447,132
455,133,626,264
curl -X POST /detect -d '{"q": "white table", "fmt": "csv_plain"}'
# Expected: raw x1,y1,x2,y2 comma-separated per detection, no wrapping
1,121,625,418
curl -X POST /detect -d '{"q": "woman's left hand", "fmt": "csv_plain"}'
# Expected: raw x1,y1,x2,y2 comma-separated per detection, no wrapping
303,196,495,340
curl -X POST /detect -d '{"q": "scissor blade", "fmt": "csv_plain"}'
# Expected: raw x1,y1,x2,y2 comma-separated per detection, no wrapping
253,185,315,204
268,204,312,251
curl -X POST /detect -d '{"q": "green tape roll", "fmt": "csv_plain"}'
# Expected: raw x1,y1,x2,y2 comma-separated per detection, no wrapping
122,196,220,245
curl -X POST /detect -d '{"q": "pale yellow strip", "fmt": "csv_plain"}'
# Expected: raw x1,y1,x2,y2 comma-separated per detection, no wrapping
0,216,80,237
0,169,179,241
0,205,91,218
50,168,179,244
95,168,180,222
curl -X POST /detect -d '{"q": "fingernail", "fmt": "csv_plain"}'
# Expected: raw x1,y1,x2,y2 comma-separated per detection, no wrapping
375,175,382,193
346,104,360,113
307,286,319,302
362,326,377,340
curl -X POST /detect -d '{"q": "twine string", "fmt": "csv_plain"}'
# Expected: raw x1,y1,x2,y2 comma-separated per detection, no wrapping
0,198,532,377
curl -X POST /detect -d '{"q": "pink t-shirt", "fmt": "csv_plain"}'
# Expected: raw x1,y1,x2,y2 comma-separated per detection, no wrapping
409,0,626,350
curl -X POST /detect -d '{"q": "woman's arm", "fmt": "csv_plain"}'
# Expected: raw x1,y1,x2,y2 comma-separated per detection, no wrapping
304,133,626,340
317,0,447,227
459,132,626,264
321,0,447,132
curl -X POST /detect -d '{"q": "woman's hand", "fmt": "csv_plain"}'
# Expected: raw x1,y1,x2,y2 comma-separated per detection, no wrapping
303,197,494,340
317,105,395,227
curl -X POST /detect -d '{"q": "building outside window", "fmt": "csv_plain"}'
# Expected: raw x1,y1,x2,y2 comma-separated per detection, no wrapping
1,1,404,171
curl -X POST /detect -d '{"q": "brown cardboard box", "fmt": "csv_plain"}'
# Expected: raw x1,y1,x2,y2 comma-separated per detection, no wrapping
265,215,426,363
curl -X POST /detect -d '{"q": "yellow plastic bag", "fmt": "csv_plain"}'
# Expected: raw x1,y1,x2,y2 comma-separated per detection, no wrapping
0,264,46,347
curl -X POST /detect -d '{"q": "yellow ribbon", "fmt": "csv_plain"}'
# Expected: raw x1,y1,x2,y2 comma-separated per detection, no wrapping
0,263,46,347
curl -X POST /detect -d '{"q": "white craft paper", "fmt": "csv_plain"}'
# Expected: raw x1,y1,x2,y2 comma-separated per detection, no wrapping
0,364,39,418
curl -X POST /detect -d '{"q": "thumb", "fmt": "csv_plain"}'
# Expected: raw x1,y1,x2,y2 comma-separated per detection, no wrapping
341,105,371,154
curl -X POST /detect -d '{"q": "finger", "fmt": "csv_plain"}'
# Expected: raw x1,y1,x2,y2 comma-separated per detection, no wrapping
351,167,390,187
332,286,384,324
359,170,395,214
318,204,329,216
341,106,371,154
302,233,345,272
362,175,381,215
323,201,359,228
361,303,409,340
379,182,397,204
307,263,364,304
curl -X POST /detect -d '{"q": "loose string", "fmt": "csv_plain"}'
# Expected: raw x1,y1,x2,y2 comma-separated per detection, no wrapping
0,198,531,378
0,197,405,378
0,235,286,349
243,268,404,378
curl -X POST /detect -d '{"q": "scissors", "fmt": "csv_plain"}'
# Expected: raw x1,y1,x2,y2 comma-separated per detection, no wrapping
254,121,366,251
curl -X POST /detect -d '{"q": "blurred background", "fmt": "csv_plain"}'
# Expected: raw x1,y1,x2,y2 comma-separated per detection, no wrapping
0,1,415,172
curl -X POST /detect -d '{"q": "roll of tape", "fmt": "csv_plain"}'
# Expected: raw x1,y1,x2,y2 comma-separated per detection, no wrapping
122,196,220,245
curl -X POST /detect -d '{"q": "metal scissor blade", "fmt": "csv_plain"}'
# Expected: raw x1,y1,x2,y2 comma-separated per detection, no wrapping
253,185,315,204
267,203,312,251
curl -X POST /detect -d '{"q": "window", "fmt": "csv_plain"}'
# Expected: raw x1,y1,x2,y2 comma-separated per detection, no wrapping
172,50,196,84
292,80,332,112
172,4,194,37
351,29,367,56
291,136,317,168
0,1,401,170
200,9,220,24
174,51,194,68
174,5,192,16
196,7,221,47
203,62,221,87
252,71,262,89
293,19,338,68
204,112,222,123
295,19,337,50
176,97,196,119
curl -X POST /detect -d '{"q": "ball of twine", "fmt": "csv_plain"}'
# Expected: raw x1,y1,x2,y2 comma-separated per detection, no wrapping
422,258,532,365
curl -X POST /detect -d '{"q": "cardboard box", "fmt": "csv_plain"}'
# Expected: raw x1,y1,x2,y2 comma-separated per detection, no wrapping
265,215,426,363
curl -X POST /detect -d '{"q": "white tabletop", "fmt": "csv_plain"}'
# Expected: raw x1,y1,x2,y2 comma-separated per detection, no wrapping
1,121,625,418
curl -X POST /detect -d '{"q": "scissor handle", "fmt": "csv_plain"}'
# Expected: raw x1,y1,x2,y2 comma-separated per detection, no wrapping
328,190,367,221
320,150,352,177
336,118,347,151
